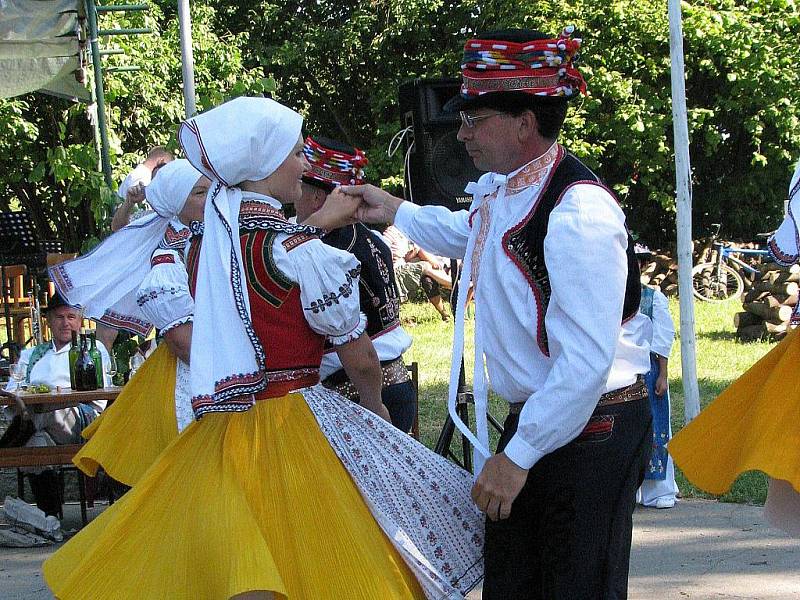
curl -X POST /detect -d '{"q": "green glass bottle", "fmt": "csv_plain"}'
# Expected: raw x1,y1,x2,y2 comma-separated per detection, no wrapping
76,332,97,391
68,330,79,390
89,331,104,388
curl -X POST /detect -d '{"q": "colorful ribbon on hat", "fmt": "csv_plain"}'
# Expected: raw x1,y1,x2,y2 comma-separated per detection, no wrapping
303,136,369,187
460,26,586,98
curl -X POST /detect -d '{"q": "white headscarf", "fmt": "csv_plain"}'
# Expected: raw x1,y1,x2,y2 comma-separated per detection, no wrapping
177,96,304,417
49,159,202,335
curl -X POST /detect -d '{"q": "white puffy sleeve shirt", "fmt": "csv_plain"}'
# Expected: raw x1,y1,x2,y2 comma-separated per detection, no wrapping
769,158,800,266
272,235,367,346
136,249,194,334
395,165,649,471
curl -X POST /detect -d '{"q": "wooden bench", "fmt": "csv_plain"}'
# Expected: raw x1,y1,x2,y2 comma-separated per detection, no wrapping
0,444,90,525
1,387,122,526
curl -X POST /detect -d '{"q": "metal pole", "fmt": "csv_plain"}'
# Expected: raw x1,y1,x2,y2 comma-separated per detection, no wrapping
668,0,701,422
177,0,197,117
86,0,114,188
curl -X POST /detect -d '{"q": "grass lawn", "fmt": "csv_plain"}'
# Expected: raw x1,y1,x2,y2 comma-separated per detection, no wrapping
401,297,775,505
0,298,775,505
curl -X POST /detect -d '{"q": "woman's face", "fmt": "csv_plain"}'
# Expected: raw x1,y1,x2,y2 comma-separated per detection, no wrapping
264,135,309,205
178,175,211,224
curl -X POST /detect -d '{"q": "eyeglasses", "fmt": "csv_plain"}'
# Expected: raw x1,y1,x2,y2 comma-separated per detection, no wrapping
459,111,504,129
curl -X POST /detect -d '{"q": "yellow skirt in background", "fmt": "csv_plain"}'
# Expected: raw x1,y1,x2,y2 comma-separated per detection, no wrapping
44,393,425,600
73,343,179,486
668,326,800,495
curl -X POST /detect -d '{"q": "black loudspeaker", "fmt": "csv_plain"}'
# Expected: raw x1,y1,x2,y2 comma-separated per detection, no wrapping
398,78,485,211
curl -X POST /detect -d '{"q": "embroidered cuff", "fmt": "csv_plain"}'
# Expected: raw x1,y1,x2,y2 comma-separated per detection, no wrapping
327,312,367,346
503,434,546,470
160,315,193,335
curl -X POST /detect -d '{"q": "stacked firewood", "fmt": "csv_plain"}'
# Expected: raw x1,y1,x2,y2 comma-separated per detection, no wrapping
735,263,799,342
638,252,680,297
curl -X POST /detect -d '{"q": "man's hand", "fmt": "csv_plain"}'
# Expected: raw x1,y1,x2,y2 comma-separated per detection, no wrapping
126,183,146,207
339,184,404,224
362,398,392,424
655,373,668,396
301,188,360,230
471,452,529,521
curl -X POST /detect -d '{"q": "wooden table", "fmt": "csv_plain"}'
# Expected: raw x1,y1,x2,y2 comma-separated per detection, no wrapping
0,386,122,407
0,386,123,524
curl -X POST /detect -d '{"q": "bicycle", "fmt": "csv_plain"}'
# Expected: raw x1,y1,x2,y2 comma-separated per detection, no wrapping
691,224,770,302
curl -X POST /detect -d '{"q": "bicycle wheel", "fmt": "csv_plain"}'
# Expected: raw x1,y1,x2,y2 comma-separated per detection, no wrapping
691,262,745,302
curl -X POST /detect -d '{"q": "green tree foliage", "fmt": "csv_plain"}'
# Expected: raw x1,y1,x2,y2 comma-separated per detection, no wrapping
0,3,272,251
212,0,800,245
1,0,798,250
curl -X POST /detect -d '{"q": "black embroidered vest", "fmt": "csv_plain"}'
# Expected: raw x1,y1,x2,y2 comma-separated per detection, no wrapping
504,153,641,356
323,223,401,343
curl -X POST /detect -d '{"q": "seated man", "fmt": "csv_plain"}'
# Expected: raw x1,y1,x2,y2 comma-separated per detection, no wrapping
383,224,453,320
1,291,110,516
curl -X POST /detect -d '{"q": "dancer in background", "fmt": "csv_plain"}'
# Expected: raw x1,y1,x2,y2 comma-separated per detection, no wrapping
296,135,416,433
670,158,800,536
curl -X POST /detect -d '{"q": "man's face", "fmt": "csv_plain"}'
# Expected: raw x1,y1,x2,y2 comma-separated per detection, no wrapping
295,182,328,223
46,306,81,348
456,108,520,174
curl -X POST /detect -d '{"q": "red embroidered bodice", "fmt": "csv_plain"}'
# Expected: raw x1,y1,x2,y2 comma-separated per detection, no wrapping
240,228,325,398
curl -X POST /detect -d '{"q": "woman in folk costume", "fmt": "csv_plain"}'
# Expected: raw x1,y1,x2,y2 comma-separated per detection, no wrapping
70,159,207,486
669,158,800,535
634,244,679,509
44,97,483,600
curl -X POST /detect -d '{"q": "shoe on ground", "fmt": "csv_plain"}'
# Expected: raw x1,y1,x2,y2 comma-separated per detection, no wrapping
655,497,676,509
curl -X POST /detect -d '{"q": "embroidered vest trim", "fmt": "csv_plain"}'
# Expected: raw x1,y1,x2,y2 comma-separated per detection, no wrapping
503,152,641,356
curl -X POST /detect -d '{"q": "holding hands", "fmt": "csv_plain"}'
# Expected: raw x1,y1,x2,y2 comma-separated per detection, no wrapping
339,184,404,224
303,184,405,230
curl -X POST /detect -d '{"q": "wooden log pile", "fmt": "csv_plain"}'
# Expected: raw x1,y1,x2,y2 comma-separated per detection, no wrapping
639,252,680,297
735,263,799,342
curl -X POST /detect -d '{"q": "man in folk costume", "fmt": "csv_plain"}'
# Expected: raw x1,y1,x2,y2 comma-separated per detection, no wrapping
342,28,652,598
295,135,417,433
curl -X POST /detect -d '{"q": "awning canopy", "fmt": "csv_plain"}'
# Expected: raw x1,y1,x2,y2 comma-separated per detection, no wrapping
0,0,90,101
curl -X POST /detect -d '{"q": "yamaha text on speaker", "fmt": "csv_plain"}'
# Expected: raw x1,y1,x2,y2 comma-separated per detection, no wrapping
398,78,484,212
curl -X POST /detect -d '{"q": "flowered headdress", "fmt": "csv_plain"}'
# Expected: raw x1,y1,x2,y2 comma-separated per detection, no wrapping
302,136,368,191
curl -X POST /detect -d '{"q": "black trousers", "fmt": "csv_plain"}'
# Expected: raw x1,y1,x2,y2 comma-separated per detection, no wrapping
381,379,417,434
483,395,652,600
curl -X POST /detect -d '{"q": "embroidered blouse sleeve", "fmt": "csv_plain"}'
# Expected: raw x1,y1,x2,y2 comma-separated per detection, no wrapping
768,159,800,266
394,201,472,259
503,184,631,470
280,237,366,345
136,249,194,333
650,289,675,359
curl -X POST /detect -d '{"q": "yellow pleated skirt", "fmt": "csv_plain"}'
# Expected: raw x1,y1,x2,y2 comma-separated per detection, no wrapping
74,343,179,486
44,392,425,600
668,326,800,495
